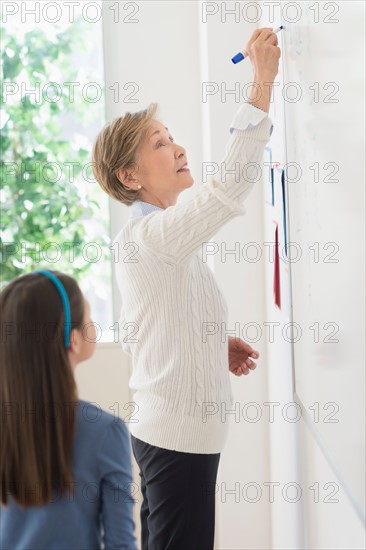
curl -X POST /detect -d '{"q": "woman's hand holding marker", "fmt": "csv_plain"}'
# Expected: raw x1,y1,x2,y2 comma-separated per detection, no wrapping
243,27,282,113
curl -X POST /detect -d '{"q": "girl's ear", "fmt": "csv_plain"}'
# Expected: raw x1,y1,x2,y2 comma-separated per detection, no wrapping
68,328,82,355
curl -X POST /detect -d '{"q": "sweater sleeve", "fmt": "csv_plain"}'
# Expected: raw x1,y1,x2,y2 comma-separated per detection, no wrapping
133,102,273,265
98,418,138,550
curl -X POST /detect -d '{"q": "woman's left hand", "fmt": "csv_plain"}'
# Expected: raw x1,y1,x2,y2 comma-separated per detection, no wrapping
228,336,259,376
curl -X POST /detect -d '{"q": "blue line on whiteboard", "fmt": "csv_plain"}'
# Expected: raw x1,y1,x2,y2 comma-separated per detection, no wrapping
271,166,274,206
281,169,288,256
264,146,274,206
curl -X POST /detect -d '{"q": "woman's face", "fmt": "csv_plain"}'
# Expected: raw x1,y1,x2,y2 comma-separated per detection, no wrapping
132,119,194,206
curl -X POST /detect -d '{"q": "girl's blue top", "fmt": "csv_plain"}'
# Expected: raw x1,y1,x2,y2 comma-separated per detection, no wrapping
0,399,138,550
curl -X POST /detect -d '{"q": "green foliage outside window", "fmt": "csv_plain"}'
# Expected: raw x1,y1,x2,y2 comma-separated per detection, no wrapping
0,16,110,292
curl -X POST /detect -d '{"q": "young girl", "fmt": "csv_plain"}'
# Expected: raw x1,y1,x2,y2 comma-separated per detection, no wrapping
0,269,138,549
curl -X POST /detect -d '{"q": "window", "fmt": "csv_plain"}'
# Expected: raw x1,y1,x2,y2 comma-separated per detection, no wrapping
1,1,114,342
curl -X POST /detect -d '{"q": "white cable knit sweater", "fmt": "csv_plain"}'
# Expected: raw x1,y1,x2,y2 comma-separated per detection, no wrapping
113,103,273,453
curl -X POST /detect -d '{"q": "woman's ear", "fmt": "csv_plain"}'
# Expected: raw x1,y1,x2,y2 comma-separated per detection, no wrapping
116,168,139,191
116,167,137,185
116,167,127,185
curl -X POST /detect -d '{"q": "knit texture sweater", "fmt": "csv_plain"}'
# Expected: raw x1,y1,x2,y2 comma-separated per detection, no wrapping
113,103,273,454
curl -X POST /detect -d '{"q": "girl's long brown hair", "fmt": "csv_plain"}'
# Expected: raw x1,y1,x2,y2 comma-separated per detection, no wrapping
0,270,84,508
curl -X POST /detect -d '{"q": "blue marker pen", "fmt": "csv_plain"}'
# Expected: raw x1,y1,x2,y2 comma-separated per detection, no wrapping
231,25,283,64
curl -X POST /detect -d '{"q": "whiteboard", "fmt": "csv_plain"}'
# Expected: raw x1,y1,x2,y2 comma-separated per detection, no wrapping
280,1,365,516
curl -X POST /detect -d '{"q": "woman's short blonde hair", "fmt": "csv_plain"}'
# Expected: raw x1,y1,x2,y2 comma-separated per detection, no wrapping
92,102,158,206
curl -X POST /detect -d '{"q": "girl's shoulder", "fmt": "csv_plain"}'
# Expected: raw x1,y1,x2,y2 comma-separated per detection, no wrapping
75,399,129,439
74,400,131,473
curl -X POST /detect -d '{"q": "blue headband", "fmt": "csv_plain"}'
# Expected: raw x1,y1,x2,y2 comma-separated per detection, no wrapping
34,270,71,348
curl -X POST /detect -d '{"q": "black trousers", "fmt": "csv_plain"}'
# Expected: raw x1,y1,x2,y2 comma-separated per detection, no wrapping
131,435,221,550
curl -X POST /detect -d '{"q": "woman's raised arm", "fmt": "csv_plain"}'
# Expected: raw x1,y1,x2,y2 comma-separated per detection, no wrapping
121,27,280,265
129,107,273,265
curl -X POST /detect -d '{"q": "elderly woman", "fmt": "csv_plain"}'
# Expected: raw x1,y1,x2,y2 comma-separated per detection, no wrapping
92,27,280,550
